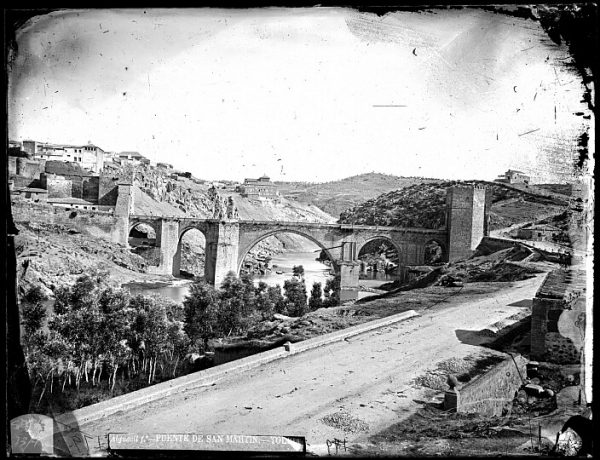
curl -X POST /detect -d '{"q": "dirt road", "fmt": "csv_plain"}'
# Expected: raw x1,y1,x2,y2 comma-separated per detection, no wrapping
80,274,546,455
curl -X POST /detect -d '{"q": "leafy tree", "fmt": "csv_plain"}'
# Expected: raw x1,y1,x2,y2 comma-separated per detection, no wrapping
323,275,341,307
21,301,46,338
308,282,323,311
129,294,170,384
268,285,287,315
219,271,256,333
254,281,275,319
292,265,305,279
283,277,307,317
183,281,219,351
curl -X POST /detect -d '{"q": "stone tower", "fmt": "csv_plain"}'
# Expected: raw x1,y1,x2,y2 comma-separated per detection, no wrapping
446,185,489,262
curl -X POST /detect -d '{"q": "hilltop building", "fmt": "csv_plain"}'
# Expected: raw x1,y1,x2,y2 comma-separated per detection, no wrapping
117,151,150,166
494,169,530,185
22,140,105,173
237,174,278,199
512,223,561,242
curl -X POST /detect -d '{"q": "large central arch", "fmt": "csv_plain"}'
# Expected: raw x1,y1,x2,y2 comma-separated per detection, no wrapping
236,228,340,277
173,225,209,278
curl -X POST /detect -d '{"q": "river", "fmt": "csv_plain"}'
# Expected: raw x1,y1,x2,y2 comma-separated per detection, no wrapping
123,251,399,303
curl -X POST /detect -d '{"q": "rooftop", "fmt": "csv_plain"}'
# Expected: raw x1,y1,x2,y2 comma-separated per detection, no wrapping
119,151,146,158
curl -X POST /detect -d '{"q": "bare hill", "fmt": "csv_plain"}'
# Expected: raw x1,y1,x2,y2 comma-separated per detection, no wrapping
276,173,444,218
338,180,568,230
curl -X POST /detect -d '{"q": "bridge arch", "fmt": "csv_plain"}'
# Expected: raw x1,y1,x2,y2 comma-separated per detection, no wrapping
356,236,402,262
236,228,340,276
128,219,161,240
173,225,209,278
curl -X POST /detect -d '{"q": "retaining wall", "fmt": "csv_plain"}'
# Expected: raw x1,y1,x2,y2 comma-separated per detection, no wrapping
457,354,527,417
475,236,521,255
531,270,586,364
12,202,122,243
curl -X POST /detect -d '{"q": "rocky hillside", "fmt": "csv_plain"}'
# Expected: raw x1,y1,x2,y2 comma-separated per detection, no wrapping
338,180,568,230
14,215,150,299
277,173,444,218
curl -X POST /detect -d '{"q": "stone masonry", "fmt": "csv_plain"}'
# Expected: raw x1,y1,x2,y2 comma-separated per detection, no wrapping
531,269,586,364
124,186,489,301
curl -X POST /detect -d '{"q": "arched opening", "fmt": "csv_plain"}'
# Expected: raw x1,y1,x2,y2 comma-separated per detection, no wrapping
129,223,159,267
238,230,338,307
175,228,207,279
129,223,156,247
357,238,402,294
424,240,445,265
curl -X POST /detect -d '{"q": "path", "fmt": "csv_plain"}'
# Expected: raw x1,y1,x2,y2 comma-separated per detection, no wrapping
80,274,546,454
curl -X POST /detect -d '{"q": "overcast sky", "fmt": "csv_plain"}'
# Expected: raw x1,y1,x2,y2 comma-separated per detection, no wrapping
8,8,593,183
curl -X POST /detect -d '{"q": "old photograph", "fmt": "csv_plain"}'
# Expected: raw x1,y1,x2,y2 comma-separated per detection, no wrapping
5,5,595,457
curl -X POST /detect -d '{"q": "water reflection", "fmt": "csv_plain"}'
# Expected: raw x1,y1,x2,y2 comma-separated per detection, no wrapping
123,251,399,304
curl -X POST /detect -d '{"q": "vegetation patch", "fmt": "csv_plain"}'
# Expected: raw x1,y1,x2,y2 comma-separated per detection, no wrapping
321,411,369,433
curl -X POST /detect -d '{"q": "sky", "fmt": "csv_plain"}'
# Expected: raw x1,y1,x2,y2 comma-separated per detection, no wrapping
8,7,593,183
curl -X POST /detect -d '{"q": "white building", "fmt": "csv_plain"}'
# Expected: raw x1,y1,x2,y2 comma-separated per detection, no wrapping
22,140,105,173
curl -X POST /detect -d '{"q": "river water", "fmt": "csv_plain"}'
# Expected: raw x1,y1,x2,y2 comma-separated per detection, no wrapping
124,251,398,303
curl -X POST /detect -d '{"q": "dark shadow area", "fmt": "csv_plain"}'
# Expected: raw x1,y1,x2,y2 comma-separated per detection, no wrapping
369,399,533,456
455,316,532,355
507,299,533,308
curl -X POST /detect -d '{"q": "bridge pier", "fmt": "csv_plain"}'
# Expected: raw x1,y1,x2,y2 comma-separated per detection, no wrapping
112,183,134,245
148,219,180,276
204,222,240,287
338,261,361,302
337,241,361,302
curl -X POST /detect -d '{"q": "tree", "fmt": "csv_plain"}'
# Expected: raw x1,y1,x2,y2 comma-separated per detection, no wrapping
21,293,46,338
129,295,170,384
283,278,307,317
254,281,275,319
268,285,287,315
292,265,305,279
323,275,341,307
308,282,323,311
219,271,257,333
183,281,220,351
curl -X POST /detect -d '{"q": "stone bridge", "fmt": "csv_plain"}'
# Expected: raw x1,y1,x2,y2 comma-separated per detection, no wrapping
119,186,491,301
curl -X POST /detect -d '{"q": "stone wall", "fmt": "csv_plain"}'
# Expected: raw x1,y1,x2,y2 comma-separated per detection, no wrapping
47,175,73,199
15,158,46,178
531,270,586,364
45,174,101,202
454,354,527,417
11,201,123,244
475,236,521,255
99,176,122,206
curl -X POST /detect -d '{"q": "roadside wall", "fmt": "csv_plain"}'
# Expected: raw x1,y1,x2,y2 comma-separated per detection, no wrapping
531,270,586,364
457,354,527,417
476,236,521,255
